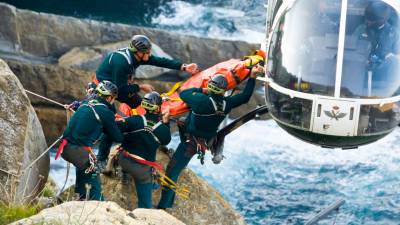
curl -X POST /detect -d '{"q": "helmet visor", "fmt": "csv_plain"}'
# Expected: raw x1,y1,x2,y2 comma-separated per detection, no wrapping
141,101,160,112
208,83,226,95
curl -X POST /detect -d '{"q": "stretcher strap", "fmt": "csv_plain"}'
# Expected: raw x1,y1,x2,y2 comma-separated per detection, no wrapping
161,81,183,98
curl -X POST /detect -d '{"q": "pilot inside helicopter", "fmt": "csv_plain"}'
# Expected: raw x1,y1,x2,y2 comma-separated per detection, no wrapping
341,0,400,98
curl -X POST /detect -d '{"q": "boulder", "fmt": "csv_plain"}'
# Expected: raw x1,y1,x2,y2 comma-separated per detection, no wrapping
58,40,178,79
0,58,48,203
10,201,186,225
99,151,246,225
0,3,259,68
4,60,92,144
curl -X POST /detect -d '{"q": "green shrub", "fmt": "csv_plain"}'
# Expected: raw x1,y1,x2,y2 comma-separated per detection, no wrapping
42,185,55,198
0,203,38,225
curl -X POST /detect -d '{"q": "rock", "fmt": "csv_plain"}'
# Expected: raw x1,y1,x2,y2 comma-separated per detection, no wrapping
5,60,91,106
0,58,49,203
4,60,92,144
10,201,186,225
59,40,178,79
34,107,69,148
99,150,246,225
0,3,258,68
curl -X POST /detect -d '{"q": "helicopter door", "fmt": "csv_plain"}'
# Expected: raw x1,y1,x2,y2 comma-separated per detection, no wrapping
312,98,358,136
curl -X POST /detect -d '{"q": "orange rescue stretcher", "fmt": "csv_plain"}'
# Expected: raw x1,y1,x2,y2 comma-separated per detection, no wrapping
117,51,265,118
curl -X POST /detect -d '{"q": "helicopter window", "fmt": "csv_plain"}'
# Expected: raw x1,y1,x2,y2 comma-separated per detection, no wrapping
265,87,312,130
358,103,400,135
269,0,283,30
267,0,341,97
341,0,400,98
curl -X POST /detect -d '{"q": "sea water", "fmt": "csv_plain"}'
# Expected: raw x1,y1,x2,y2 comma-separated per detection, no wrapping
51,119,400,225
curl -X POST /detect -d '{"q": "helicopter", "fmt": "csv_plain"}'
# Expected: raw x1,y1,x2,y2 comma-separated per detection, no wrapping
217,0,400,150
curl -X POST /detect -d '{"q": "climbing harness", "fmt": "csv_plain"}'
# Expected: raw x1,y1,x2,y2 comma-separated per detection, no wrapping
55,139,97,174
190,136,211,165
123,116,163,144
109,48,132,65
191,97,226,117
115,146,190,199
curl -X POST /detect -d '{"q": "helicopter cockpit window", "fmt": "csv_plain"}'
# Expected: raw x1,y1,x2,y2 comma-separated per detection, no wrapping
267,0,341,97
341,0,400,98
266,87,312,130
358,102,400,135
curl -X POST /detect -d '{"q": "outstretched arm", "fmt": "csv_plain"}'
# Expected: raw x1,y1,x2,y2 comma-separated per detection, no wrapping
227,65,263,108
145,55,183,70
145,55,199,74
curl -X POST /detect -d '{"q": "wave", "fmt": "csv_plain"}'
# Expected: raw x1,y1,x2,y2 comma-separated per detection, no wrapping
189,120,400,224
151,0,266,43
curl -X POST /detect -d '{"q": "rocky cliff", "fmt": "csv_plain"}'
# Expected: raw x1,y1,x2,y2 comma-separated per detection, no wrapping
10,201,186,225
0,58,49,203
0,2,258,69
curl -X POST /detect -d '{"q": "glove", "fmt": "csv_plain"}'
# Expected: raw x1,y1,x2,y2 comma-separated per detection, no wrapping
182,63,199,74
66,101,80,111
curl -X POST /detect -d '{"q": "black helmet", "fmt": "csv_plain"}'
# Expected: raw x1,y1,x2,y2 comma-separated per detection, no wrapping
365,2,390,27
208,75,228,95
141,91,162,113
130,35,152,53
96,81,118,97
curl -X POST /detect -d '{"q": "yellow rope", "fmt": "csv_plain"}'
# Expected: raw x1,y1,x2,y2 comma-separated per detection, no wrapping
156,172,190,199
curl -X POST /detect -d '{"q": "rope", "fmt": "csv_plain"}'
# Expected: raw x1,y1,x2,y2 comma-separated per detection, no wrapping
57,162,70,198
19,89,76,174
25,89,75,112
22,136,63,173
157,172,190,199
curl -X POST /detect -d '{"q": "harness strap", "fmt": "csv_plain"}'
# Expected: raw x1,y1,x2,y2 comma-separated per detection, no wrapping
55,139,68,160
54,140,96,173
121,150,164,172
109,48,132,65
123,116,162,144
191,98,226,117
141,116,162,144
209,97,226,112
81,100,107,123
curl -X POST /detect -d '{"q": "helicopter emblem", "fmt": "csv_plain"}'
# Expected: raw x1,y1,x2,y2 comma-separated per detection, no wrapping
324,106,347,121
